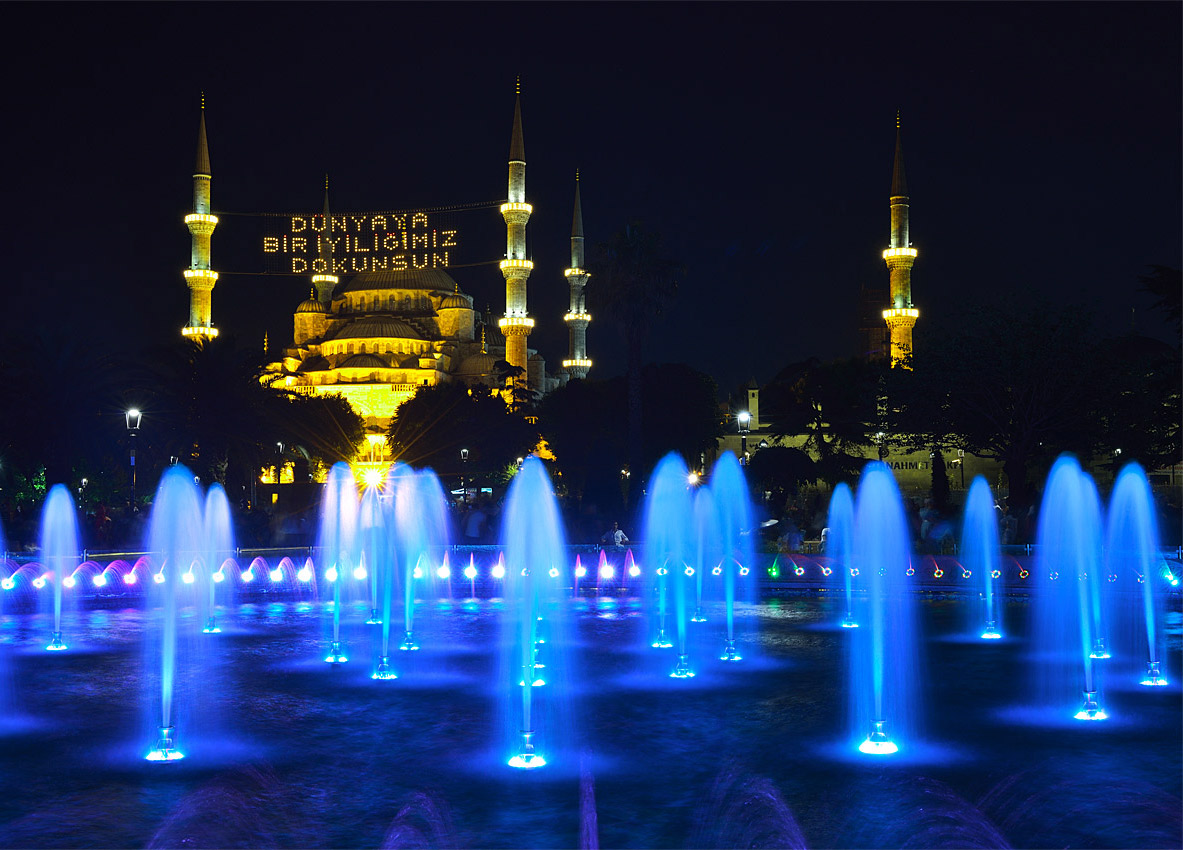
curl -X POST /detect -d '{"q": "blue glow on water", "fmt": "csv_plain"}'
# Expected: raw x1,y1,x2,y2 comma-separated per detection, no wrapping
826,483,856,627
40,485,80,649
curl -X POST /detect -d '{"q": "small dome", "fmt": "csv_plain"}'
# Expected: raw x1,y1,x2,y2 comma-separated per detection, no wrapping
296,297,327,314
339,353,390,370
297,354,330,373
457,352,499,376
331,318,423,341
529,352,544,362
440,292,472,309
336,268,461,295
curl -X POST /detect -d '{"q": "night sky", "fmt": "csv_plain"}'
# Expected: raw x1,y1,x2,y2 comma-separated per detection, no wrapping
5,3,1180,397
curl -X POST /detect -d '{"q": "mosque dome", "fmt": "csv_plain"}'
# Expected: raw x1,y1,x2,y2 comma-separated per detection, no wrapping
331,318,423,341
297,354,330,372
339,353,390,370
336,268,460,295
440,291,472,309
457,352,499,376
296,297,327,314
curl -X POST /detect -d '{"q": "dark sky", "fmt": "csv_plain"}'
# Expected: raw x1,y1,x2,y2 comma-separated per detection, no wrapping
5,2,1180,397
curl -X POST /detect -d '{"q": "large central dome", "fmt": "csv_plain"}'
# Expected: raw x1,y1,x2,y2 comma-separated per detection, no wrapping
335,267,460,295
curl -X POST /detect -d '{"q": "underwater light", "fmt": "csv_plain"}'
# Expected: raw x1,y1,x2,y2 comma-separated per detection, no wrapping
128,573,140,585
437,564,450,580
182,572,195,584
492,564,506,579
991,569,1001,579
821,566,832,576
768,565,780,578
1107,574,1117,583
325,567,338,582
202,617,221,634
601,565,616,580
509,730,546,769
412,566,423,579
63,576,76,589
691,607,707,622
32,577,46,589
399,631,419,651
712,566,722,576
981,621,1001,640
670,654,695,678
93,574,107,587
353,565,367,580
1136,573,1145,583
651,629,673,648
841,613,859,629
961,569,972,579
858,719,898,755
933,568,944,578
241,570,254,583
720,638,742,661
656,567,668,576
1090,639,1110,659
464,565,477,580
1074,690,1107,720
684,565,695,576
849,568,859,577
1019,569,1029,579
575,565,587,578
324,641,347,663
1049,571,1059,581
794,566,804,577
373,655,397,680
549,567,560,578
906,567,915,576
212,571,225,583
628,564,640,578
739,566,750,576
1,578,13,590
146,726,184,762
297,566,313,582
1140,661,1168,687
518,677,546,687
46,632,67,651
270,568,283,582
153,572,164,584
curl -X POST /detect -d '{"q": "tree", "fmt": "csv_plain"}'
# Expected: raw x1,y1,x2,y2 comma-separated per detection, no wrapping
746,446,817,509
277,392,365,478
386,382,538,482
594,223,682,507
1138,265,1182,336
761,357,884,486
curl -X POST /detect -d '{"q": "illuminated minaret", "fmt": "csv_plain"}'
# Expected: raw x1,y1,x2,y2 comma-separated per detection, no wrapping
182,94,219,339
498,79,534,391
882,112,918,368
562,171,592,380
312,174,337,305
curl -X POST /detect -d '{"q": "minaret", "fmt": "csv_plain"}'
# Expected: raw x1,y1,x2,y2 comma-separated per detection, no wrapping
182,94,219,339
562,170,592,380
497,78,534,392
882,112,918,368
312,174,337,305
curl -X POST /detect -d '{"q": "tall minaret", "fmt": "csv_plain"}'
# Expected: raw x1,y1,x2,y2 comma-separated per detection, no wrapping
882,112,918,368
182,94,220,340
497,79,534,392
312,174,337,305
562,170,592,380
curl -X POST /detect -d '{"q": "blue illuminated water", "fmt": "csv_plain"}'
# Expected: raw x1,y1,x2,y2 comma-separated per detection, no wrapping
826,482,856,627
961,477,1002,639
39,485,79,650
643,453,696,672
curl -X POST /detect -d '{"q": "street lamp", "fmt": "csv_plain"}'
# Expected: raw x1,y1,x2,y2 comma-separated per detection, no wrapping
460,448,469,506
125,409,142,512
737,411,750,465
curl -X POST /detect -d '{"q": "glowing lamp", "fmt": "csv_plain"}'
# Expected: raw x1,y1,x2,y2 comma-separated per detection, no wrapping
492,564,506,580
981,621,1002,640
656,567,669,577
933,568,944,578
712,566,722,576
739,566,750,576
325,567,338,582
63,576,76,589
575,565,587,578
548,567,560,578
1019,569,1029,579
858,720,898,755
270,568,283,582
297,566,313,582
93,574,107,587
1141,661,1167,686
601,565,616,580
353,565,367,581
182,572,195,584
212,571,225,583
1,578,15,590
821,566,832,577
464,565,478,580
991,569,1001,579
436,565,450,580
1074,690,1107,721
241,570,253,583
412,566,423,580
685,566,695,576
32,577,46,589
627,564,640,578
128,573,140,585
794,566,805,577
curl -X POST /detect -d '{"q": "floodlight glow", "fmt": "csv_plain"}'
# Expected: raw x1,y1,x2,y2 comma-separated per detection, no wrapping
46,632,66,651
324,641,347,663
720,638,742,661
687,472,700,485
93,574,107,587
1089,639,1110,659
933,568,944,578
325,567,338,582
146,726,184,762
270,568,283,582
670,654,695,678
412,566,423,579
821,566,832,576
373,656,397,680
63,576,76,589
437,564,450,580
1074,690,1107,720
575,565,587,578
353,565,367,580
518,678,546,687
182,571,195,584
464,565,478,580
651,630,673,648
212,570,225,583
32,577,46,589
739,566,750,576
242,569,255,583
1141,662,1167,686
127,573,140,585
1,578,13,590
601,565,616,580
794,566,804,577
712,566,722,576
858,720,898,754
1019,569,1029,579
628,564,640,578
849,568,859,577
492,564,506,579
297,566,313,582
991,569,1001,579
656,567,669,577
981,625,1002,640
906,567,915,576
154,572,165,584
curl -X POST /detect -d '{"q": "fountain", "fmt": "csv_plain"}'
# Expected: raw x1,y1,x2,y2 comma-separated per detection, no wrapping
961,477,1002,639
644,454,696,676
711,452,756,661
318,463,359,664
826,483,857,628
501,456,572,769
144,465,205,761
393,467,450,655
1106,462,1169,687
1031,455,1108,720
849,461,921,755
39,485,80,651
691,487,720,623
201,484,234,634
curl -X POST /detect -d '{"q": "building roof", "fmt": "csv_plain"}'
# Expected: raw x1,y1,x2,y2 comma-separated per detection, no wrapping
330,318,423,341
572,172,584,238
457,352,499,376
296,297,328,314
297,354,330,373
440,292,472,309
335,267,461,295
509,92,525,162
339,353,390,370
891,119,908,197
195,104,211,176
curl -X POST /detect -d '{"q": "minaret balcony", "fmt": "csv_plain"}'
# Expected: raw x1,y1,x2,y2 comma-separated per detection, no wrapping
500,202,533,215
562,359,592,369
564,267,588,278
498,316,535,329
499,259,534,272
564,312,591,323
882,308,919,320
311,274,339,285
882,247,918,260
184,213,219,235
182,326,220,339
183,269,219,289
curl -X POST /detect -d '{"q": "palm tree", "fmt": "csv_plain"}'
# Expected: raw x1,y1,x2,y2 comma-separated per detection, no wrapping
594,223,682,507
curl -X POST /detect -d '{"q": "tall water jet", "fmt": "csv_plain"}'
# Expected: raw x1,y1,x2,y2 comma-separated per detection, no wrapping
826,483,856,629
318,463,358,663
501,456,572,769
850,462,920,755
40,485,80,651
644,454,696,676
1107,462,1167,687
711,452,755,661
201,484,234,634
374,463,411,678
1031,455,1107,720
962,477,1002,639
691,487,721,623
359,484,385,627
146,466,204,761
394,468,450,654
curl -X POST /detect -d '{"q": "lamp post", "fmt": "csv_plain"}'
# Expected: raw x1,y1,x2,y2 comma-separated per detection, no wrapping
125,409,142,512
737,411,750,465
460,448,469,506
957,448,966,489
